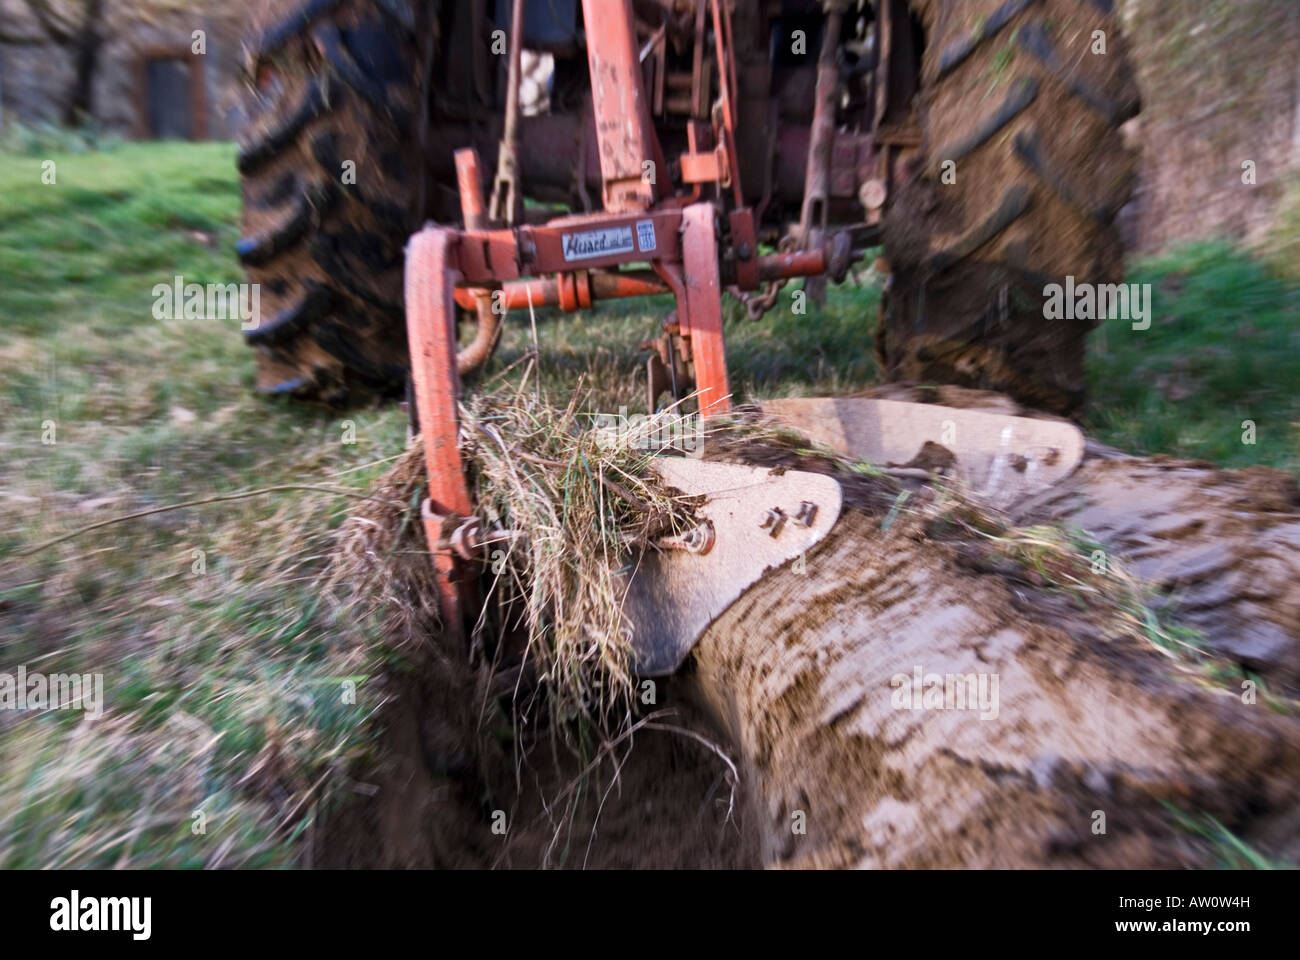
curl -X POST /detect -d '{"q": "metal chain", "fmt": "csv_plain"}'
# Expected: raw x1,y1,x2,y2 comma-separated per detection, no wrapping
741,234,799,320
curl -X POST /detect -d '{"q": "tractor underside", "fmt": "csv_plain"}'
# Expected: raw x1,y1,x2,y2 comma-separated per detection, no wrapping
414,0,923,400
237,0,1142,662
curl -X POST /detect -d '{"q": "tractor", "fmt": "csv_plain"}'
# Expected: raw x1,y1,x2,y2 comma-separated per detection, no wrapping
236,0,1139,664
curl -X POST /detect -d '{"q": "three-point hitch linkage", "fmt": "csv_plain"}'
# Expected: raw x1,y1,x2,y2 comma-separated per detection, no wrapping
403,0,854,646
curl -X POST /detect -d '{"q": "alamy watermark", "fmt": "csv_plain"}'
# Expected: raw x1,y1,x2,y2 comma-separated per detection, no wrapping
152,275,260,329
1044,275,1151,331
50,891,150,940
890,665,999,720
0,667,103,719
590,407,706,455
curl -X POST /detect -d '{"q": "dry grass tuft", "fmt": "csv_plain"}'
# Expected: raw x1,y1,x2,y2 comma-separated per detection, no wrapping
324,380,717,739
322,439,438,650
460,383,702,730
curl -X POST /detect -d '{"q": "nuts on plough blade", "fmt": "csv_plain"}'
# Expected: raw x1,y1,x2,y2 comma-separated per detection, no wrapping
760,508,787,538
658,521,716,555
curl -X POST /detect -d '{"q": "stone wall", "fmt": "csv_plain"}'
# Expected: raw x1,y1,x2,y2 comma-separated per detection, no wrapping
0,0,253,139
1120,0,1300,254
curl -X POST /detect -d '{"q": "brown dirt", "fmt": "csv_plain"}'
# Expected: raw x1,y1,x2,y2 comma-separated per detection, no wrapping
688,498,1300,868
320,428,1300,869
317,653,757,869
314,442,757,868
1017,456,1300,691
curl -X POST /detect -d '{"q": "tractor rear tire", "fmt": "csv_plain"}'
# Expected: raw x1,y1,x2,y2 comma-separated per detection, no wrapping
236,0,434,404
878,0,1140,416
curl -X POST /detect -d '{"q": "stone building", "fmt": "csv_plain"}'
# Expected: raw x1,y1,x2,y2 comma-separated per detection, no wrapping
2,0,1297,263
0,0,257,139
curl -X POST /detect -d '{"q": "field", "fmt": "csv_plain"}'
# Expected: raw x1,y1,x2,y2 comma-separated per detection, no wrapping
1,142,1297,867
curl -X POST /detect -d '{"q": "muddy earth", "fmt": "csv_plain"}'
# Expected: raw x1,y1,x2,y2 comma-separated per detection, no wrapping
321,401,1300,869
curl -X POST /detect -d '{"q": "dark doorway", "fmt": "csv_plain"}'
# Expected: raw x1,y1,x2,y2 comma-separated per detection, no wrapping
146,58,192,139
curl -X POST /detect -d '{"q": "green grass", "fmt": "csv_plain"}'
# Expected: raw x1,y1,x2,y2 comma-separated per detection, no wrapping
0,143,408,867
1162,802,1294,870
489,276,882,413
1,141,1296,867
1085,240,1300,472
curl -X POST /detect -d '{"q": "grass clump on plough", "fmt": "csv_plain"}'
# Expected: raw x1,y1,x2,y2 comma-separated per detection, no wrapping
324,385,904,753
461,379,705,733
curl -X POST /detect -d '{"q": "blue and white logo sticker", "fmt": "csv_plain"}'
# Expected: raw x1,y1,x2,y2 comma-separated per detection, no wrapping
636,219,656,254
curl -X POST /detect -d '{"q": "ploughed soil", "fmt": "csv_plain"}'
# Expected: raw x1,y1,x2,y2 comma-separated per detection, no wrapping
319,391,1300,868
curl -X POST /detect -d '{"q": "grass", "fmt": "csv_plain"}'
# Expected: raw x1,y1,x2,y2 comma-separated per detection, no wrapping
1,140,1296,867
0,143,409,866
460,385,702,730
1162,802,1294,870
1085,240,1300,472
0,120,126,158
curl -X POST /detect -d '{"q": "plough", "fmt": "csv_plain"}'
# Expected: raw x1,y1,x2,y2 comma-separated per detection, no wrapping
400,0,1086,672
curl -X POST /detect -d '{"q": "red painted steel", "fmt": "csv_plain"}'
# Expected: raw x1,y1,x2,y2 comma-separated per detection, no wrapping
581,0,660,212
455,147,500,375
681,203,731,415
452,271,670,311
454,148,488,231
709,0,744,207
521,208,683,273
405,228,474,641
756,249,826,281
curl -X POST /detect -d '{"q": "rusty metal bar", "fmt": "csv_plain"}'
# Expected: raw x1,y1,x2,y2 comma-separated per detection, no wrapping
455,148,500,374
681,203,730,415
458,298,503,374
455,148,488,231
453,270,670,311
449,249,837,313
755,249,827,282
582,0,660,212
405,228,474,643
799,5,843,248
490,0,526,225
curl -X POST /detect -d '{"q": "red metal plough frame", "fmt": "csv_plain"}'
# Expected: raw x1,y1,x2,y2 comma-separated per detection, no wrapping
404,0,840,640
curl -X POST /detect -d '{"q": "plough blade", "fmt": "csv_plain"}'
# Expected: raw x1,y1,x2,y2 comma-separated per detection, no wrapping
761,397,1085,504
624,459,842,676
